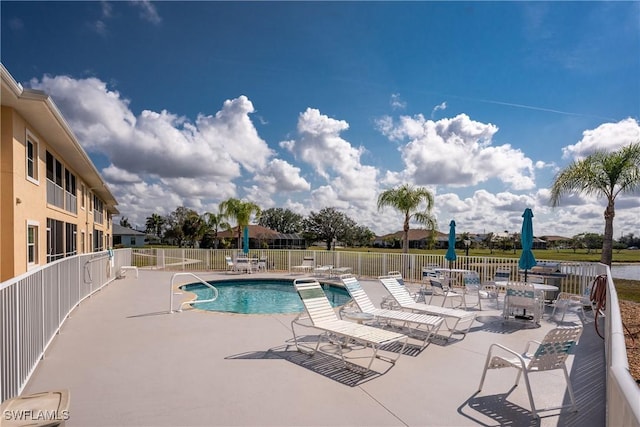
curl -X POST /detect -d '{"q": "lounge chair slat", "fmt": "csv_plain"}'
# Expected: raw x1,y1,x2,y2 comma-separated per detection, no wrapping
378,275,476,341
340,274,444,347
291,278,408,372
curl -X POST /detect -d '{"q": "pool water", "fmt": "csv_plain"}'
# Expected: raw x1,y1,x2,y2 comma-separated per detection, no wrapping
181,279,351,314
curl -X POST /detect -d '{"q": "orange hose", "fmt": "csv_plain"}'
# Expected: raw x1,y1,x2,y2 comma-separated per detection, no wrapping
590,275,607,339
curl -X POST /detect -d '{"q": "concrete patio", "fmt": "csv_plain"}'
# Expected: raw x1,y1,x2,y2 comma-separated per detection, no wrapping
22,269,606,426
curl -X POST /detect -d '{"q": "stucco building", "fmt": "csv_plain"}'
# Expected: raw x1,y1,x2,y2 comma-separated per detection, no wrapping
1,64,118,281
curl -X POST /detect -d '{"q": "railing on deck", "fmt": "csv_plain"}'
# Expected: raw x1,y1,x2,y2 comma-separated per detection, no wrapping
0,249,131,402
1,248,638,427
601,264,640,427
131,248,594,295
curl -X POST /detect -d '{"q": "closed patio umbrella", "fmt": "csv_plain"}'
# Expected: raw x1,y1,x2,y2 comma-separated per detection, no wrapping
445,220,457,266
243,226,249,254
518,208,537,282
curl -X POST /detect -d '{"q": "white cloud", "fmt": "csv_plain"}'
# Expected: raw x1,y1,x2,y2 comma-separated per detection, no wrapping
282,108,381,207
390,93,406,110
431,101,447,118
101,164,141,183
252,159,310,194
378,113,536,190
25,73,638,238
27,75,279,226
130,0,162,25
562,117,640,160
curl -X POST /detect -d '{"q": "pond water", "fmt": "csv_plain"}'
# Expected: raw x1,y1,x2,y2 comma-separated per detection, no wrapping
611,264,640,280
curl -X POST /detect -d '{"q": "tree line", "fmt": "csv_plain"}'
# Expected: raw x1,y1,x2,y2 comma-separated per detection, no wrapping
116,142,639,265
130,203,377,250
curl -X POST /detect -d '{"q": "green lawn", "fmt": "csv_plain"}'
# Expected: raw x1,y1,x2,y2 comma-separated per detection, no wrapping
326,246,640,263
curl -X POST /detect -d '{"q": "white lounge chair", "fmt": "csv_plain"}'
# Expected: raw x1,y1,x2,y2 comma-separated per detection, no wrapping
386,270,428,302
478,326,583,418
313,264,333,277
291,256,314,274
340,274,444,349
291,278,408,373
378,275,476,341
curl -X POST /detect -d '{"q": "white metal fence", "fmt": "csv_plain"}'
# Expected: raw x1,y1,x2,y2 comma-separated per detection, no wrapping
1,248,638,427
0,249,131,402
132,248,596,295
600,264,640,426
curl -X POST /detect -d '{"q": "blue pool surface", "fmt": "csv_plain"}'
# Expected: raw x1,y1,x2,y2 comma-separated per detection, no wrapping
181,279,351,314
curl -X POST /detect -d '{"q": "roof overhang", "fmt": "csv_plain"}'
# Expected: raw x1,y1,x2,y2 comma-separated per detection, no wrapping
1,64,118,215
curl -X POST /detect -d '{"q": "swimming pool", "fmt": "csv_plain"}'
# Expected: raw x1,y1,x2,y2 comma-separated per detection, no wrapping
181,279,351,314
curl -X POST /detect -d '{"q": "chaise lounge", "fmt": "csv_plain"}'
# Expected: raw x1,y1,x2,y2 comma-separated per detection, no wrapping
291,278,408,373
378,275,477,341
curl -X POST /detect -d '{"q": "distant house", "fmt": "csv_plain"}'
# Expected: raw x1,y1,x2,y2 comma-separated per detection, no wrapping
540,235,572,250
113,224,146,248
374,229,448,249
217,224,306,250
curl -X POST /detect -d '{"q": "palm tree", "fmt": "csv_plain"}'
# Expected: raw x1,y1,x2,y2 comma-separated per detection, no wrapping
145,213,165,239
219,198,262,252
377,184,438,253
550,142,640,266
202,211,231,249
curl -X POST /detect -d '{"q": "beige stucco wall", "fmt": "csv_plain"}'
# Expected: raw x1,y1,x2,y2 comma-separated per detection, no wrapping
1,106,113,281
1,106,15,281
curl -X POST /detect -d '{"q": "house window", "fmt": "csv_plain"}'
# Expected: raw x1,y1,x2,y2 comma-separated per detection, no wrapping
93,195,104,224
65,223,77,256
27,221,39,265
46,151,64,208
93,229,104,252
130,237,136,246
26,131,39,184
64,169,77,214
80,231,86,253
46,218,64,263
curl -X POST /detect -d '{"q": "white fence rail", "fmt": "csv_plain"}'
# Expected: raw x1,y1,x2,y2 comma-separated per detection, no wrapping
600,264,640,427
0,249,131,402
1,248,638,427
132,248,595,295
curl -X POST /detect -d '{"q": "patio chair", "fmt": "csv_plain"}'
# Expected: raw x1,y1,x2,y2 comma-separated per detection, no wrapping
493,268,512,282
291,278,408,373
503,283,542,324
378,275,477,341
225,256,237,273
462,271,499,310
550,289,594,323
291,256,314,274
233,256,252,273
313,264,333,277
340,274,444,349
478,326,583,418
428,278,464,308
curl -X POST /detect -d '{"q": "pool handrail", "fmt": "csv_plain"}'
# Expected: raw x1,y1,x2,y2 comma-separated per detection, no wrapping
170,272,219,313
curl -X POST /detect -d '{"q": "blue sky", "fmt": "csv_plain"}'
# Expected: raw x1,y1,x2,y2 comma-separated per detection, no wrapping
2,1,639,238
